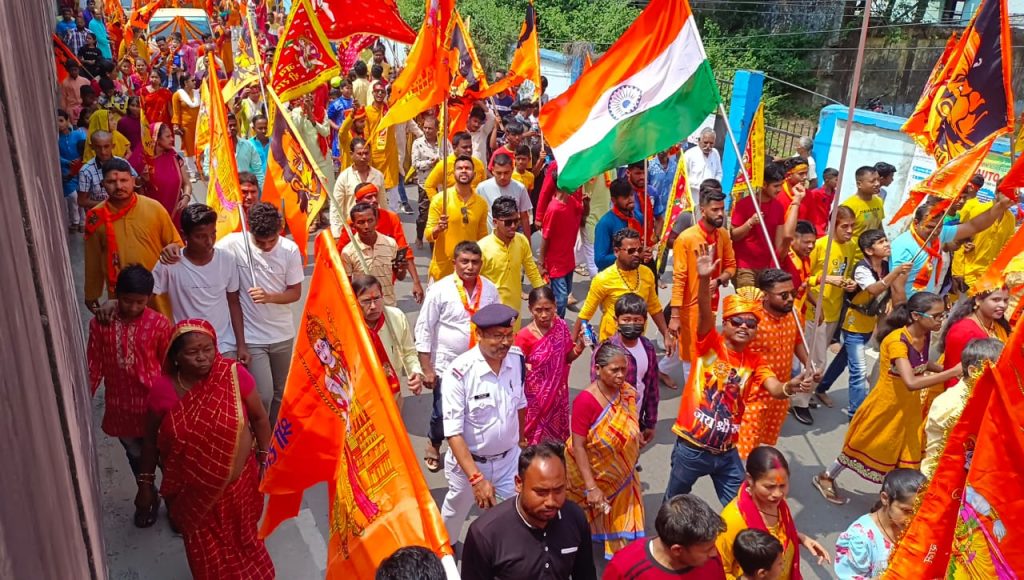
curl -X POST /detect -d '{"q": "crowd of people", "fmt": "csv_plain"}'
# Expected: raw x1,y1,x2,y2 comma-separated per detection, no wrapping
62,1,1023,579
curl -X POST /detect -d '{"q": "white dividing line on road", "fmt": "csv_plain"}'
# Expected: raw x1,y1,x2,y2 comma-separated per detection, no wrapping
296,508,328,573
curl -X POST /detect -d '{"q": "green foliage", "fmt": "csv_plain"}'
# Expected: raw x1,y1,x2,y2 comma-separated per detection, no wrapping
699,19,823,121
395,0,638,74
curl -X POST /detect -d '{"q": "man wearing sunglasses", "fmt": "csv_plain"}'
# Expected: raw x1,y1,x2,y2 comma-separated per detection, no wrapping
480,197,546,330
476,154,533,240
665,247,814,505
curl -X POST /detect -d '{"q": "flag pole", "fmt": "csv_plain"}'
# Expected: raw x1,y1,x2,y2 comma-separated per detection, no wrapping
238,204,259,289
806,1,872,362
717,102,814,363
643,156,650,250
247,8,271,118
441,98,449,214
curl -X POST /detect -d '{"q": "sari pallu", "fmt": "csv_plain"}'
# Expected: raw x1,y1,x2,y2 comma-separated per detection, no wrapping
566,386,644,560
523,319,572,445
158,356,274,580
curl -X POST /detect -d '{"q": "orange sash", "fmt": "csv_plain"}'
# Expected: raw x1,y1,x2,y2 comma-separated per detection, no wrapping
456,277,482,348
84,193,139,293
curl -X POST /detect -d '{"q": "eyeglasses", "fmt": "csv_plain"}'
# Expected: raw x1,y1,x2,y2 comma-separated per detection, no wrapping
916,311,947,322
726,316,758,329
461,206,469,224
481,332,515,343
358,295,383,307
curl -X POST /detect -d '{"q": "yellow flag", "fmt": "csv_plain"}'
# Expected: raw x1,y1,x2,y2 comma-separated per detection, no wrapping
203,54,243,239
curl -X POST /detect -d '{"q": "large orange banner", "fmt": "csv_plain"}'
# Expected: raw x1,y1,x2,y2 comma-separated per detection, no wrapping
259,232,453,576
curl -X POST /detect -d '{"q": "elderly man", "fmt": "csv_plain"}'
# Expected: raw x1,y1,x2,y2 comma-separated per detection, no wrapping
440,303,526,546
78,130,137,210
684,128,722,205
796,136,818,188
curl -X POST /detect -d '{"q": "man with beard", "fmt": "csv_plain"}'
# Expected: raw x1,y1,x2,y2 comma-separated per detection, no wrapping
665,248,813,505
593,179,642,271
735,269,814,458
423,132,486,200
439,303,524,546
667,187,735,385
460,442,596,580
425,156,489,281
626,161,664,271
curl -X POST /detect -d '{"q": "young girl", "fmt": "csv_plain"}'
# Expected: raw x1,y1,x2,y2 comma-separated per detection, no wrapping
717,446,831,579
814,292,962,504
834,469,927,579
514,286,583,444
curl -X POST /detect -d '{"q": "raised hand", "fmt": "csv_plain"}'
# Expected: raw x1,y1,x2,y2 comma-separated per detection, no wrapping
694,244,720,278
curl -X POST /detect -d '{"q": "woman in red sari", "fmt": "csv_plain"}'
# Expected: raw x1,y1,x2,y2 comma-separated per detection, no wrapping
514,287,584,444
140,69,173,126
136,319,274,580
939,285,1010,388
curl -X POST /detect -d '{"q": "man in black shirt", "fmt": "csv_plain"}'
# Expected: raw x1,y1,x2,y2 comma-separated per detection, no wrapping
461,442,596,580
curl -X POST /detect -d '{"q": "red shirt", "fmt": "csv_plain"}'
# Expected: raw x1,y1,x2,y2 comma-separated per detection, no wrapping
605,538,727,580
336,208,409,251
542,194,583,278
730,194,785,270
797,186,835,238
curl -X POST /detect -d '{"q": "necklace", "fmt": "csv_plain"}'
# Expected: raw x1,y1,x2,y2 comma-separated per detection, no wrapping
616,265,640,292
594,382,616,407
872,511,898,545
174,373,194,397
971,313,998,337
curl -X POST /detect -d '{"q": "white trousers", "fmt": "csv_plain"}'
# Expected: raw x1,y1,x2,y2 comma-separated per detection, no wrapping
440,446,520,544
387,186,401,213
792,319,838,408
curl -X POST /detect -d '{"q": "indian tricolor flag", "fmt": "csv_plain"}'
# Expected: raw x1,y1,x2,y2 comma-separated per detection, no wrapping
540,0,720,191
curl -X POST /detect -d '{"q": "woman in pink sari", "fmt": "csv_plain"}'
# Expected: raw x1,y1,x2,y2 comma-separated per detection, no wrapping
117,96,146,173
515,287,585,444
143,121,191,227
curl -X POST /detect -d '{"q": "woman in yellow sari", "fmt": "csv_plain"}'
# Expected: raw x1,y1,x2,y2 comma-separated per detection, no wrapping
566,342,644,560
82,108,131,163
717,446,831,579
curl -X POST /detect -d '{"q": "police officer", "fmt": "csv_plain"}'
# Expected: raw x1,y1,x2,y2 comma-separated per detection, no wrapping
440,303,527,545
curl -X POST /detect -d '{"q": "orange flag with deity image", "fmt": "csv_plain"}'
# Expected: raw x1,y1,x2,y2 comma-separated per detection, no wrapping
269,0,341,102
259,232,453,576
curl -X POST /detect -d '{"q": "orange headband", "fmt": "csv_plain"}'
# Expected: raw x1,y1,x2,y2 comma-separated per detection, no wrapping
351,107,366,120
354,182,379,200
787,163,809,175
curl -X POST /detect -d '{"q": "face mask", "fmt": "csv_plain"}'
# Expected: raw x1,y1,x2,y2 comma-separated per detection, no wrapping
618,323,644,340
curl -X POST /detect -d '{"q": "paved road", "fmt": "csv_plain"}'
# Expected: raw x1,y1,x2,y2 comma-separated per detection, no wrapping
73,183,871,579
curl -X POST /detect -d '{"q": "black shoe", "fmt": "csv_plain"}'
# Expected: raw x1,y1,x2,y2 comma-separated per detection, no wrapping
791,406,814,425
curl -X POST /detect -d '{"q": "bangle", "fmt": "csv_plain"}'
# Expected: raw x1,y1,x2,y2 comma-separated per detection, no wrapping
782,383,793,397
468,472,484,486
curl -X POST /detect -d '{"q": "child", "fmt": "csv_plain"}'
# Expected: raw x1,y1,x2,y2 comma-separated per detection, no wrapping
512,144,535,191
814,228,911,417
734,529,784,580
87,265,172,526
593,293,659,446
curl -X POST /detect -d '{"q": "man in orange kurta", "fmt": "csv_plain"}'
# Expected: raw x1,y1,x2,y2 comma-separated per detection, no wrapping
736,276,810,458
668,187,736,372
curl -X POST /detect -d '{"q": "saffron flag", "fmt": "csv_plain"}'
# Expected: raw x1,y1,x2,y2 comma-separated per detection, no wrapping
223,10,261,102
540,0,720,191
202,54,244,239
657,153,691,268
377,0,455,132
902,32,958,146
889,130,1004,225
261,90,330,265
269,0,341,103
884,316,1024,578
733,101,765,195
472,1,541,100
448,11,489,97
903,0,1013,165
314,0,415,44
53,33,81,82
259,232,455,577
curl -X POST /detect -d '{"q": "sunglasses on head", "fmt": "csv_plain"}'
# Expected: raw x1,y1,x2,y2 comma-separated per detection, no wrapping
726,316,758,329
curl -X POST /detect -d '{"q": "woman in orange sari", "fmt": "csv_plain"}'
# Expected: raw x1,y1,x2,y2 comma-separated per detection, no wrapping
136,319,275,579
566,342,644,560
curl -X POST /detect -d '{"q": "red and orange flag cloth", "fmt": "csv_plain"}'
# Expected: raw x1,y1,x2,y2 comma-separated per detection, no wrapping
268,0,341,103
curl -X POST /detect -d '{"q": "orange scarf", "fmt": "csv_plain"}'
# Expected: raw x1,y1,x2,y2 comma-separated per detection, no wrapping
367,314,401,394
456,277,482,348
84,194,139,294
911,226,943,292
612,205,649,245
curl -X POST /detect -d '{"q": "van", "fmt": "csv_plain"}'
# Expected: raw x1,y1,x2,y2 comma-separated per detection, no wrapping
148,8,213,42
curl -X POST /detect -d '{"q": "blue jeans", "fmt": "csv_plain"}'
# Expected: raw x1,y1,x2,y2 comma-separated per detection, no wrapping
397,179,410,205
549,272,574,318
665,438,744,506
817,330,872,413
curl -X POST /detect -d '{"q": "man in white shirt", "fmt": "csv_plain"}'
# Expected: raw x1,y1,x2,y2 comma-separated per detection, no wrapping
475,153,533,235
414,241,499,473
411,116,443,246
216,202,304,425
440,302,526,545
152,204,248,363
684,128,723,205
466,105,496,169
796,136,818,189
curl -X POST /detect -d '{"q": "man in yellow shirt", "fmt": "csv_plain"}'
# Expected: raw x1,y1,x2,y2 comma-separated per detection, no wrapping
424,155,489,281
351,61,371,107
512,144,535,191
959,194,1015,288
573,228,672,348
790,205,857,425
423,132,485,199
479,197,545,329
364,81,401,211
840,165,884,255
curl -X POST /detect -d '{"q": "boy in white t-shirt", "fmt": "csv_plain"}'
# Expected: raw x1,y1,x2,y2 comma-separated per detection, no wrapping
153,204,248,362
217,201,304,424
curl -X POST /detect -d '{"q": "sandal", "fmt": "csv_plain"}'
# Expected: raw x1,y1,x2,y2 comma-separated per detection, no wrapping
133,495,160,528
812,472,848,505
423,445,442,473
815,392,835,408
659,371,680,390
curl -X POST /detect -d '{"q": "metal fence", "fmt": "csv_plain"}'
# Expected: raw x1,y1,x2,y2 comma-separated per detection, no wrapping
765,118,816,158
